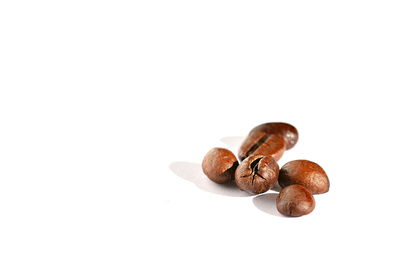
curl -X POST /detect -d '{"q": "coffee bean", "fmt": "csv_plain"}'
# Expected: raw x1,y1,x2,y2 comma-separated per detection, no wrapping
202,148,239,184
235,155,279,194
278,160,329,194
238,131,285,161
250,122,298,150
276,184,315,217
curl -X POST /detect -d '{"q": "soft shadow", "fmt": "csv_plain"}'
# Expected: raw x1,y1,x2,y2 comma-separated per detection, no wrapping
252,193,283,217
271,184,282,192
169,161,250,197
219,136,245,153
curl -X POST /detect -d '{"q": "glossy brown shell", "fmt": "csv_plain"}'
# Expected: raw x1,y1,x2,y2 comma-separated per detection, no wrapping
276,184,315,217
202,147,238,184
238,131,285,161
235,155,279,194
250,122,298,150
279,160,330,194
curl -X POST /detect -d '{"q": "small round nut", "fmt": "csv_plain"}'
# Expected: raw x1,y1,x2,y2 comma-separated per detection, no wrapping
235,155,279,194
276,184,315,217
202,147,238,184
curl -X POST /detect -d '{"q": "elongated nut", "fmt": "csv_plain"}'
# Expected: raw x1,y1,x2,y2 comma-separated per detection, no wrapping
238,131,285,161
250,122,298,150
279,160,329,194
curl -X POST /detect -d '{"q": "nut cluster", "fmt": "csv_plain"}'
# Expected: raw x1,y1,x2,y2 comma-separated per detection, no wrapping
201,122,330,217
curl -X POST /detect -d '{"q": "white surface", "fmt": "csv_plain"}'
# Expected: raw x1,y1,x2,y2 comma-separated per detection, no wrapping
1,1,400,264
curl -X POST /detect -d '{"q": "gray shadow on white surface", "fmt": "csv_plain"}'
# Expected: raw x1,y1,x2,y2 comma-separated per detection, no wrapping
219,136,245,153
169,161,250,197
271,184,282,192
252,193,283,217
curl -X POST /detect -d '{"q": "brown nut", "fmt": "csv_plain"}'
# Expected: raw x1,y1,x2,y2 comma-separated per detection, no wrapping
202,148,239,184
238,131,285,161
250,122,298,150
235,155,279,194
278,160,329,194
276,184,315,217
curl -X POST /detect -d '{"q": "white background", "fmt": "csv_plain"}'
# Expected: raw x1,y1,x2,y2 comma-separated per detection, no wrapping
1,1,399,264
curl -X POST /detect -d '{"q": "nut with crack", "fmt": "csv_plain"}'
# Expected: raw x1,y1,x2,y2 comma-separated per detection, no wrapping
234,155,279,194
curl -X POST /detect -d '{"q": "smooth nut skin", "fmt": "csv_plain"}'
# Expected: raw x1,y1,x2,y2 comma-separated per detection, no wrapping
279,160,329,194
250,122,298,150
235,155,279,194
202,148,239,184
276,184,315,217
238,132,285,161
